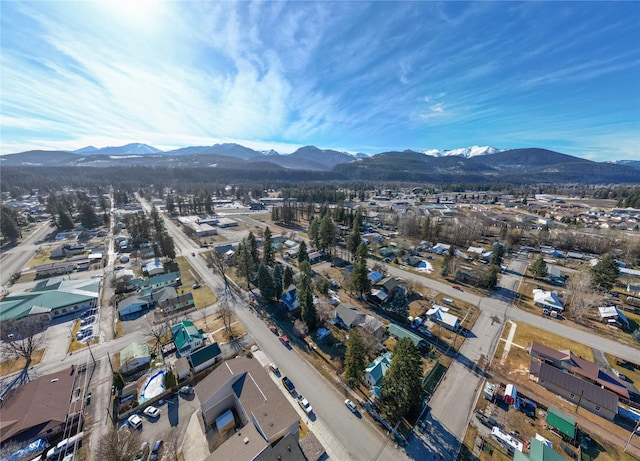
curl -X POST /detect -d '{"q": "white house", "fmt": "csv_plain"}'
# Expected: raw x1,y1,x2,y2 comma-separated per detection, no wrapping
426,304,461,331
533,289,564,312
597,306,630,330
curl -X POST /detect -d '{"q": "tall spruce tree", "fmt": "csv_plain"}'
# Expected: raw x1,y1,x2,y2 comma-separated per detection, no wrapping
297,240,309,264
257,263,274,304
263,227,275,266
247,232,260,266
379,337,425,424
590,254,619,291
235,240,253,289
298,271,317,330
272,264,284,301
350,242,371,297
530,255,548,279
343,329,367,388
283,265,294,289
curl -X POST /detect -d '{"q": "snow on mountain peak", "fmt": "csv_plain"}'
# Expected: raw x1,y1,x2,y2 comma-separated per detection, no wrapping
423,145,501,158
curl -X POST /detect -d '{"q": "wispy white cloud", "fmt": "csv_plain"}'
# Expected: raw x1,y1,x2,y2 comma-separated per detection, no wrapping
0,1,638,160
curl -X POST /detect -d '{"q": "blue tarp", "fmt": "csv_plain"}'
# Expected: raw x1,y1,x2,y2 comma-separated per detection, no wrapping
1,438,48,461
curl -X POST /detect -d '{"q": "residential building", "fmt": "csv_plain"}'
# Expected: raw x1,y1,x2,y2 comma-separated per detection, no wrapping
386,323,428,350
335,303,365,330
117,293,151,318
597,306,630,330
532,289,564,312
280,285,299,311
528,342,629,398
172,320,204,356
513,437,564,461
426,304,460,331
119,341,151,375
188,342,222,373
529,361,618,420
131,272,181,291
196,357,302,461
364,351,393,388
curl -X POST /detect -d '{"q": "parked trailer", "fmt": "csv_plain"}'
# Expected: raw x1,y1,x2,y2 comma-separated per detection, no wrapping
491,427,523,455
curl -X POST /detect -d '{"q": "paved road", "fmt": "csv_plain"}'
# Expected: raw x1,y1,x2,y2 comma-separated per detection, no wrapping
0,222,51,288
141,198,409,461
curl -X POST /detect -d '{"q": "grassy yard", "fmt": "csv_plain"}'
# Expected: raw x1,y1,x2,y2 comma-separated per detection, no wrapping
492,320,594,379
0,350,45,376
605,352,640,388
192,311,246,344
175,256,217,308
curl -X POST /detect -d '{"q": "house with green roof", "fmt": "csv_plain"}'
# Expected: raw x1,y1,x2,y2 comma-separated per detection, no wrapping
364,351,392,388
0,278,99,323
172,320,204,356
513,437,564,461
119,341,151,375
386,323,428,350
188,342,222,373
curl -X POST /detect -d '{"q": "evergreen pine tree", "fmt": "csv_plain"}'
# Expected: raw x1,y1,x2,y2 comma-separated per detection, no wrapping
257,263,274,304
297,240,309,264
298,271,318,330
378,337,425,423
283,266,294,289
350,242,371,297
530,255,548,279
343,329,367,388
262,227,275,266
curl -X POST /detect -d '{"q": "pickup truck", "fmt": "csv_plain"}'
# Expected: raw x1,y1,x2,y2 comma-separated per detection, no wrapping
281,376,295,394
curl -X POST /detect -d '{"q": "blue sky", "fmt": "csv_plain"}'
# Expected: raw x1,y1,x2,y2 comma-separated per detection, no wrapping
1,1,639,161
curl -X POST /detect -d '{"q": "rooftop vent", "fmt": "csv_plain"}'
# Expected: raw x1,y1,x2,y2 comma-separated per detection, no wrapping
243,437,249,445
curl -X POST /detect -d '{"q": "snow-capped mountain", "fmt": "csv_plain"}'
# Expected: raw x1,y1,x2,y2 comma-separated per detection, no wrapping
261,149,280,156
74,143,162,156
423,145,502,158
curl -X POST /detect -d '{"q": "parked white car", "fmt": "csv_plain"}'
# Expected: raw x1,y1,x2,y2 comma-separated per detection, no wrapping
143,406,160,418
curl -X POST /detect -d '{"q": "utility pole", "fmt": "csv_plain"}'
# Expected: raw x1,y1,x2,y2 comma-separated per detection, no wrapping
624,420,640,453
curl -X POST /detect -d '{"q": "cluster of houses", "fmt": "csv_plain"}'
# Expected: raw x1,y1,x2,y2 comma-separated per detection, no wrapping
116,265,193,319
528,342,636,421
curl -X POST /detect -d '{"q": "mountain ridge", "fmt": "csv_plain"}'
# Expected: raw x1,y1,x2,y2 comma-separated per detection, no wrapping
2,144,638,184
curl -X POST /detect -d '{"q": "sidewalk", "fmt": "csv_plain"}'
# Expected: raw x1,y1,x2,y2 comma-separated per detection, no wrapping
253,349,353,460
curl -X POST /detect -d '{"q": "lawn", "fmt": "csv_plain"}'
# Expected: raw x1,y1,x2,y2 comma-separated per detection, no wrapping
175,256,217,308
492,320,594,378
0,349,45,376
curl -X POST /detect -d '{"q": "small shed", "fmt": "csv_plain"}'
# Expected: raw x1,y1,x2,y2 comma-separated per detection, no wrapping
215,409,235,433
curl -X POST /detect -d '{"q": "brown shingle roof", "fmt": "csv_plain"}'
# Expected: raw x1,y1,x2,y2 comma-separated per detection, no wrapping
0,367,76,443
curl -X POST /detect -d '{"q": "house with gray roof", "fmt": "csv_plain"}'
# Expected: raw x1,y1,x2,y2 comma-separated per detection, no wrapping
196,356,302,461
335,303,365,329
530,361,618,420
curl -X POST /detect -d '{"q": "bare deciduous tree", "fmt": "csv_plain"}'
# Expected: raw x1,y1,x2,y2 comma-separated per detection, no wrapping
95,426,141,461
218,302,234,340
145,323,169,355
565,272,603,324
207,250,231,295
0,318,47,382
293,319,309,338
315,299,333,323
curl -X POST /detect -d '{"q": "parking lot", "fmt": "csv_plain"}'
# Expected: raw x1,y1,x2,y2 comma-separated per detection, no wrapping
119,391,204,458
